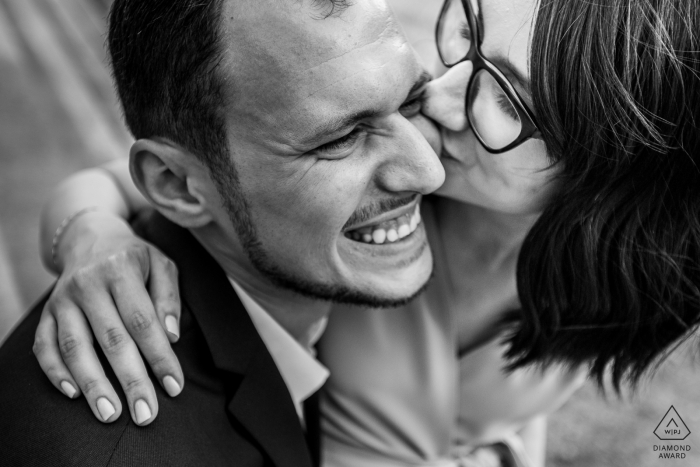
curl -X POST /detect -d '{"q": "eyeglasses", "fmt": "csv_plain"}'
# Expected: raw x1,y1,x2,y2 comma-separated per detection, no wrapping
435,0,539,153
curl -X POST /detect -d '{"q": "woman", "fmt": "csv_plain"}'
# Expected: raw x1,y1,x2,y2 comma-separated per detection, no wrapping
33,0,700,465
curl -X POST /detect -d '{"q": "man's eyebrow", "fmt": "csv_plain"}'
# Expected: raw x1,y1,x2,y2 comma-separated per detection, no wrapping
297,109,380,148
298,72,433,148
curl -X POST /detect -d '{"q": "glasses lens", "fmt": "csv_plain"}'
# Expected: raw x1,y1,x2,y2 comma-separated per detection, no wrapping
467,69,523,151
437,0,471,66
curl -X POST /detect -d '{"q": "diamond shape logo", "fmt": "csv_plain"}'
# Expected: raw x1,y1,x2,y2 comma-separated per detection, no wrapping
654,406,691,440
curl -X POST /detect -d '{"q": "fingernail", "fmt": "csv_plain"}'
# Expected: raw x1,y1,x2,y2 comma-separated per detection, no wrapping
96,397,116,421
162,375,182,397
60,381,77,398
134,399,152,425
165,315,179,338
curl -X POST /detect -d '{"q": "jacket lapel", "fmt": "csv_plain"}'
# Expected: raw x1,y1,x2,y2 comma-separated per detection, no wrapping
138,212,314,467
227,349,314,467
303,389,322,467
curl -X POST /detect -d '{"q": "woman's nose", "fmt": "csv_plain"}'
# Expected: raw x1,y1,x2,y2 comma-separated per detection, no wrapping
422,61,473,132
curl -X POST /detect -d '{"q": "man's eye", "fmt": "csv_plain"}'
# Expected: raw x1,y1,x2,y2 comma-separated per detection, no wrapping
314,129,363,156
399,96,422,117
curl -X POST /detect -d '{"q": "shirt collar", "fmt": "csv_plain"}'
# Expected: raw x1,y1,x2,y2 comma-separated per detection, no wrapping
228,278,330,422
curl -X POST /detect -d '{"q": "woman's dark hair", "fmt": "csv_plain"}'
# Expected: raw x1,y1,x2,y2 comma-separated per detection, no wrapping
505,0,700,389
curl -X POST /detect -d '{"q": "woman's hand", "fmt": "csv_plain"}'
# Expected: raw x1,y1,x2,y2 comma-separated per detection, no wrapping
33,210,184,426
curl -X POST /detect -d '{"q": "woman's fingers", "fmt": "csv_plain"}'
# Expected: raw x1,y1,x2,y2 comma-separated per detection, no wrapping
111,266,184,399
34,306,80,399
147,249,181,343
53,302,123,423
75,287,159,427
35,233,185,426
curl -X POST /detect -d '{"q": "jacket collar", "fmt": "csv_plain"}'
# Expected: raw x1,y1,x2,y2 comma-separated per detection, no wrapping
138,211,315,467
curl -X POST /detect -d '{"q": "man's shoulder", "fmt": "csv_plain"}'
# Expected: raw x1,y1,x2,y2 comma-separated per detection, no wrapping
0,295,268,466
131,209,195,260
0,294,131,466
0,211,309,466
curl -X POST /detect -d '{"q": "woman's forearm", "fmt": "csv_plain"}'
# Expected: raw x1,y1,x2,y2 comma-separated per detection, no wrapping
40,158,148,273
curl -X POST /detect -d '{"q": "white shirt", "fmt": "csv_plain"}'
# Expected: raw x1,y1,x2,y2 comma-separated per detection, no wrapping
228,278,330,424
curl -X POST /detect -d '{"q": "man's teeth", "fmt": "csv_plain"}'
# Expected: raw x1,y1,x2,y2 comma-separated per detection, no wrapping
346,205,422,244
373,229,387,244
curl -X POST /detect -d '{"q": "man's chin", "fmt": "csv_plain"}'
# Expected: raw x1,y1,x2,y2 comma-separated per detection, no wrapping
256,262,433,308
242,221,434,307
249,247,433,308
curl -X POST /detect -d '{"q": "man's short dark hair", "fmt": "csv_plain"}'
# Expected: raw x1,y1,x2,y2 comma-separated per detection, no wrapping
108,0,229,169
108,0,350,169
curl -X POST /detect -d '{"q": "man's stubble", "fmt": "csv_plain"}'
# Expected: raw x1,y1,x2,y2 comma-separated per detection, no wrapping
207,149,430,309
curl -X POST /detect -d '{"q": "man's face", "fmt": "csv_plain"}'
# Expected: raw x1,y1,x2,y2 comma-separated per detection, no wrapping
209,0,445,306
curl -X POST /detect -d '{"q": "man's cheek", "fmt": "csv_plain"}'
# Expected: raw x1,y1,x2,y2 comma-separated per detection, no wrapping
252,189,341,241
287,171,362,224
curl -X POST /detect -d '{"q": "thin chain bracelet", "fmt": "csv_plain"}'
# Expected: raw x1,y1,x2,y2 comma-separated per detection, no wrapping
51,207,101,269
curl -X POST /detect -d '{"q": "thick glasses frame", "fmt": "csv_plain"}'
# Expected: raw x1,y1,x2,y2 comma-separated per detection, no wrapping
435,0,539,153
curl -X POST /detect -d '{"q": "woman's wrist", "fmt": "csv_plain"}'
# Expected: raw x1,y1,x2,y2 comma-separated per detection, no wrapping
51,207,101,269
53,210,135,273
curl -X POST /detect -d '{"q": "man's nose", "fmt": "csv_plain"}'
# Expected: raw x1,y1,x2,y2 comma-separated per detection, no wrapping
374,114,445,196
422,61,473,132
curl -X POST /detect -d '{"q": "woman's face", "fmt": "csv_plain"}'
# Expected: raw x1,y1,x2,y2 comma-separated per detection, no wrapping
423,0,557,215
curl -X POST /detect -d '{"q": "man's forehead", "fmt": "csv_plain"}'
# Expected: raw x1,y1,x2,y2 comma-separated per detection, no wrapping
217,0,418,142
221,0,400,88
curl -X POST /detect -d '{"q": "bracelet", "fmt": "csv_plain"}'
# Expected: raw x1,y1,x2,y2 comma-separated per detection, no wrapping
51,207,100,268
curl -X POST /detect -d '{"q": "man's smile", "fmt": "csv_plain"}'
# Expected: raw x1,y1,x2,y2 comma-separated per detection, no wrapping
344,203,421,244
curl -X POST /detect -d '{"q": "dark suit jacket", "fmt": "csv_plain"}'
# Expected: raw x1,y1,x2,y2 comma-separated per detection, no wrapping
0,212,320,467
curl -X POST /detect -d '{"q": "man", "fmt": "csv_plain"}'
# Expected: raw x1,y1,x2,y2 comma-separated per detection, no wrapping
0,0,443,465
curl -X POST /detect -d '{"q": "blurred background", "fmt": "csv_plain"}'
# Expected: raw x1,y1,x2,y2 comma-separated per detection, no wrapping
0,0,698,465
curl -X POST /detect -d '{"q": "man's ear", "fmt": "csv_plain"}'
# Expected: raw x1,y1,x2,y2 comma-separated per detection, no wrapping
129,139,214,228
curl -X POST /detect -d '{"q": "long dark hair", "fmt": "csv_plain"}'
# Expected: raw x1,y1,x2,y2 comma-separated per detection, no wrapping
505,0,700,389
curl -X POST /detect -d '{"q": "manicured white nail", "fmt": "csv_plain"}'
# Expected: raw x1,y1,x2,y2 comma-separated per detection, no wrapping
134,399,152,425
96,397,116,421
165,315,179,338
60,381,77,398
162,376,182,397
